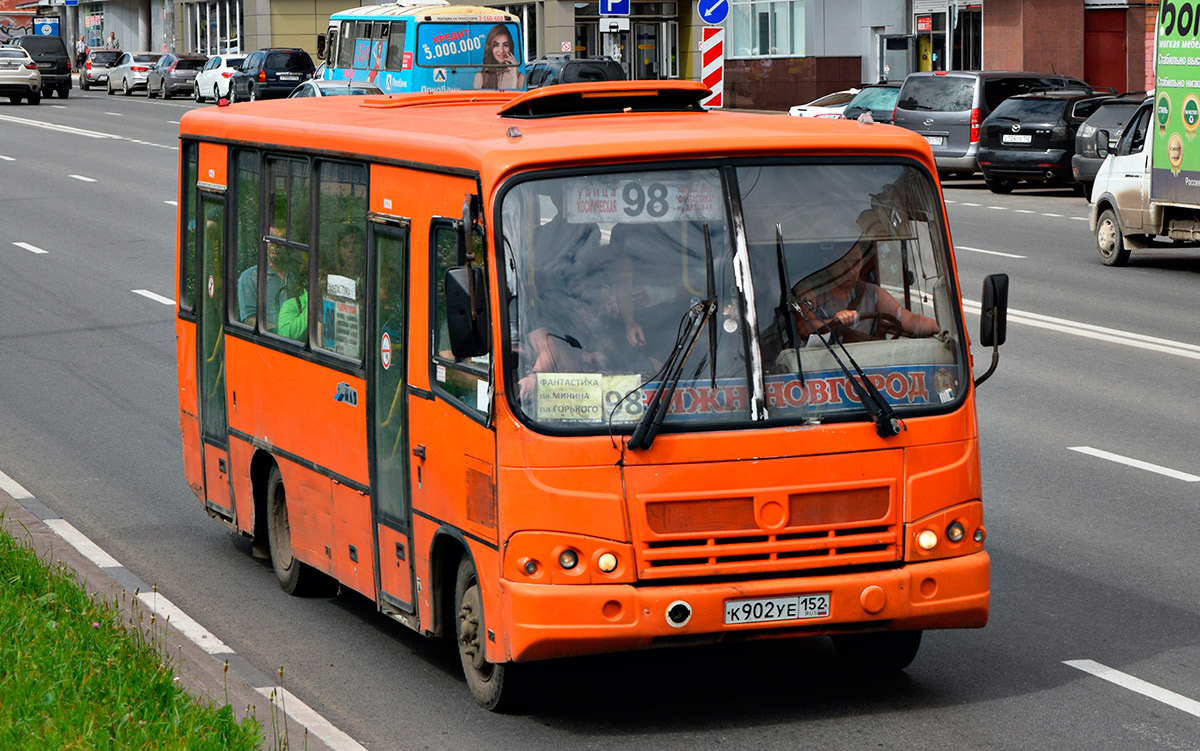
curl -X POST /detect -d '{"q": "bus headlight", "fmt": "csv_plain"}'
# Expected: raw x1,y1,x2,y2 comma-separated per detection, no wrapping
917,529,938,550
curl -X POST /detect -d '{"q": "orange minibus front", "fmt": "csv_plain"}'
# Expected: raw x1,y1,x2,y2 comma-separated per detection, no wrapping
176,81,1008,711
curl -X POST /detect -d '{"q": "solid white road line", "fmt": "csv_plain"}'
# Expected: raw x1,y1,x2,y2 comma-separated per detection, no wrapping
961,300,1200,361
133,289,175,305
1067,447,1200,482
0,154,14,161
0,113,121,139
956,245,1027,259
255,687,369,751
1065,660,1200,719
164,200,178,206
44,519,122,568
137,590,233,654
69,174,97,182
13,241,48,254
0,468,33,499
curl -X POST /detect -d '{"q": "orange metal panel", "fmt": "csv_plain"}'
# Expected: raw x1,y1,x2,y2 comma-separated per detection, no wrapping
227,436,257,536
332,481,375,598
202,445,232,515
377,526,413,605
176,319,202,500
196,141,227,188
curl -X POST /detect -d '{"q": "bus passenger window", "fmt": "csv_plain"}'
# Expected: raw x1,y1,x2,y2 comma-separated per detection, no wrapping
386,22,406,71
180,142,198,312
433,224,489,413
231,150,260,327
336,22,354,69
315,161,367,359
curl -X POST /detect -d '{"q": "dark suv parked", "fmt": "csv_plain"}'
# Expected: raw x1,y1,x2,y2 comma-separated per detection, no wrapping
229,48,315,101
526,54,625,89
976,89,1112,194
1071,93,1145,199
893,71,1088,176
14,35,71,98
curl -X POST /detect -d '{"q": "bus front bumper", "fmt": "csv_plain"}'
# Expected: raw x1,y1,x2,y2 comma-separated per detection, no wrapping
498,552,989,663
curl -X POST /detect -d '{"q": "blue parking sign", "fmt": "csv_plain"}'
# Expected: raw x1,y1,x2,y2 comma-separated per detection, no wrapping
600,0,629,15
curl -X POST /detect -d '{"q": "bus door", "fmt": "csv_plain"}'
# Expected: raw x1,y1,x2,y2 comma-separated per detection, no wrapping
370,219,415,613
197,190,235,519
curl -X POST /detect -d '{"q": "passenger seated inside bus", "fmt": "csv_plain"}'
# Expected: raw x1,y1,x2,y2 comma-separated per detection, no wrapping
515,205,605,396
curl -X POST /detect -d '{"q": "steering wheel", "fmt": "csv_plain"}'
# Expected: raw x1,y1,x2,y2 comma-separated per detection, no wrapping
855,312,905,340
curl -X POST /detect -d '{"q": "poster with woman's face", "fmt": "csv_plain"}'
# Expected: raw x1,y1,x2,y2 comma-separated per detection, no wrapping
414,22,525,91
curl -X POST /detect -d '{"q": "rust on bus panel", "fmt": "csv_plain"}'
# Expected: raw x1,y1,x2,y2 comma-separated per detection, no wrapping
176,79,1001,710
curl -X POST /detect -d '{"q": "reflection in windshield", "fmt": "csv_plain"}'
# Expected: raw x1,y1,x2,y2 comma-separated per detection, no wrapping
501,163,966,435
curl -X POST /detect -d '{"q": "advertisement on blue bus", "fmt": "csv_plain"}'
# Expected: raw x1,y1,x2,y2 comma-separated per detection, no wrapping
325,6,525,94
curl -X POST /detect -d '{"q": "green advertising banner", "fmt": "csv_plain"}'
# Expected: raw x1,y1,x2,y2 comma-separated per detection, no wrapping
1154,1,1200,205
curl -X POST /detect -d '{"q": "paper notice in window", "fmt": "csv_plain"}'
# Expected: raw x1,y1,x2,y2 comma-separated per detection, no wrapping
536,373,603,421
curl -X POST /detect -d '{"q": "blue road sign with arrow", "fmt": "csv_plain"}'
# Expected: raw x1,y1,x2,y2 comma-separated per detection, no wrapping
699,0,729,25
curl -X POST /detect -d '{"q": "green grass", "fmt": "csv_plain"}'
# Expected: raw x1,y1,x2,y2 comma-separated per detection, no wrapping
0,517,263,750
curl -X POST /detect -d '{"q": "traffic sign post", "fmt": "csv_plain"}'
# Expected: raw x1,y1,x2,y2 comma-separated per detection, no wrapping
700,26,724,109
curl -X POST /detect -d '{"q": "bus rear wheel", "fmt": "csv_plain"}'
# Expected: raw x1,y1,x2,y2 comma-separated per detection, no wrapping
266,466,335,597
831,630,922,673
455,557,523,711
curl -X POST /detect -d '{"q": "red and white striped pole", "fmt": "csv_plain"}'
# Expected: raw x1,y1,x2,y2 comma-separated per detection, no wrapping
700,26,724,109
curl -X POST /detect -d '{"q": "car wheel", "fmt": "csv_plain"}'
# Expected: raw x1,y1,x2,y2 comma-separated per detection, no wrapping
193,85,203,103
248,85,258,102
1096,208,1131,267
147,79,158,98
214,84,222,101
8,95,20,104
266,466,336,597
79,76,88,91
106,79,114,95
162,81,172,100
59,86,69,99
832,630,923,673
27,91,40,105
228,85,237,103
122,77,132,96
984,175,1015,194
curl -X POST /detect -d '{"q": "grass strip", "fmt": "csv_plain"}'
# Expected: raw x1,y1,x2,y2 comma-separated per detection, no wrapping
0,517,263,750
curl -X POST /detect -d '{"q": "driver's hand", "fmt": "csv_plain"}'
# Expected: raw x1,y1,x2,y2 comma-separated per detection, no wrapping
832,309,859,327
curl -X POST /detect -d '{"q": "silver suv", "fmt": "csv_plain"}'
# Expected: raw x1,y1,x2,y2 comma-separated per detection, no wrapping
893,71,1088,177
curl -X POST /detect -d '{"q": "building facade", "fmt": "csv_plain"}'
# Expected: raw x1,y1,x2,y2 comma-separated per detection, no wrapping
15,0,1157,110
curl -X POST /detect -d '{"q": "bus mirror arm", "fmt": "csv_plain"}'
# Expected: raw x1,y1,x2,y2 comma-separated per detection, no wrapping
445,266,490,358
974,273,1009,388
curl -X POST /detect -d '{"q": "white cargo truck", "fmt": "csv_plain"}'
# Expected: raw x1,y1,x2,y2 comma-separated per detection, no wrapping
1090,2,1200,265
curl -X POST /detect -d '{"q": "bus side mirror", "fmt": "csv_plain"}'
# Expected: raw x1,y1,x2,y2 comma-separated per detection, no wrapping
445,266,490,358
974,273,1008,388
1095,129,1110,159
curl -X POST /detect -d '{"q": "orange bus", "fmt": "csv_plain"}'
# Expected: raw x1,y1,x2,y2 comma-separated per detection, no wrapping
176,81,1009,710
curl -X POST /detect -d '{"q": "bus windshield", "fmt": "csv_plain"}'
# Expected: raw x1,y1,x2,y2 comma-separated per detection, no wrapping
502,162,966,433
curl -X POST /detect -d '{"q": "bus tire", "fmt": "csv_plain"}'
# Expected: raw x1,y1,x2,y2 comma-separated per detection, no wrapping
455,556,523,711
831,630,922,673
1096,208,1131,267
266,465,335,597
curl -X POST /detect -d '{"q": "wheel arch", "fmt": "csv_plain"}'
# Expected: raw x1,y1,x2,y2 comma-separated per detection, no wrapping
248,448,278,546
428,527,473,639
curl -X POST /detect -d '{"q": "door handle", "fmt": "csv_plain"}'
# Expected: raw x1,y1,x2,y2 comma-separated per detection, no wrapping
412,444,426,459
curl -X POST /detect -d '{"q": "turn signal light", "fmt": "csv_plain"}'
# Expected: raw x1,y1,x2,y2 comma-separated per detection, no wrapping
946,521,966,543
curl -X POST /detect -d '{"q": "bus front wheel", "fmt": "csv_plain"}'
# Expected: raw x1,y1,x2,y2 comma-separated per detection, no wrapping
455,557,523,711
831,630,922,673
266,466,335,597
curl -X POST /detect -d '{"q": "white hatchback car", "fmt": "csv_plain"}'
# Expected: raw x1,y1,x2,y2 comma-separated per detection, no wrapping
788,88,861,118
193,54,245,102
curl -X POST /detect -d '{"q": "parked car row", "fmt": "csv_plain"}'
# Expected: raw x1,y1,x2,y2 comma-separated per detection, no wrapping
792,70,1144,197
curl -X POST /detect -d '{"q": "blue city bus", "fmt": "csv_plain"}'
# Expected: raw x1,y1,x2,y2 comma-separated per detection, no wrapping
323,2,526,94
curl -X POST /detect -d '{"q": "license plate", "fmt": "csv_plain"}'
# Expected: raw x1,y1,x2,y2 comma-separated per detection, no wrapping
37,62,51,69
724,593,831,625
924,135,944,146
1002,134,1033,144
279,74,299,81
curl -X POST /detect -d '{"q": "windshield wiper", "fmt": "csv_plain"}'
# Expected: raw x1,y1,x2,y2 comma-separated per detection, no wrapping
627,299,716,450
788,297,901,438
774,223,804,385
703,223,718,389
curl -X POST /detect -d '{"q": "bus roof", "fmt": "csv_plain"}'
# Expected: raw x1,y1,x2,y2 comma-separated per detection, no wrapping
178,81,939,187
329,2,517,21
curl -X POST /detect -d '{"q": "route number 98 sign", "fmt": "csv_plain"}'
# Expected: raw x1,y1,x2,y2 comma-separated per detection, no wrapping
563,174,724,224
